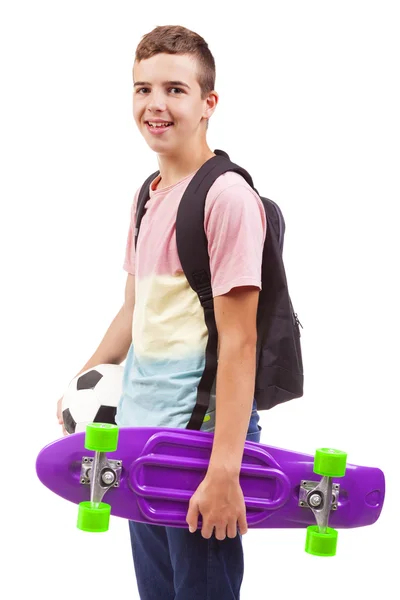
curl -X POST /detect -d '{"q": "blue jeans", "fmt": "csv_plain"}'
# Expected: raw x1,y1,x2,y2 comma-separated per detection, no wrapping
128,405,262,600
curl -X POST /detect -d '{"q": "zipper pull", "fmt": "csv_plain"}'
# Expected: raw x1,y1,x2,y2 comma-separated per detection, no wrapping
294,313,303,329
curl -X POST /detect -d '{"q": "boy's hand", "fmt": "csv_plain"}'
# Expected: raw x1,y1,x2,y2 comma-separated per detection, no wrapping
186,468,247,540
56,397,68,436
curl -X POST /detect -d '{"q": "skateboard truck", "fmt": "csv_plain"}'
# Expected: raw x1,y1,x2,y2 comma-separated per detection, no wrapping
77,423,120,533
80,455,122,505
299,478,340,532
300,448,348,557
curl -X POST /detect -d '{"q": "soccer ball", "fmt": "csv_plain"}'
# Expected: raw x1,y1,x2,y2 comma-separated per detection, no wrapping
62,364,124,434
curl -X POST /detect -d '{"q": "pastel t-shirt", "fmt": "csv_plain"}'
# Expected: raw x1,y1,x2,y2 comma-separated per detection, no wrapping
116,168,267,431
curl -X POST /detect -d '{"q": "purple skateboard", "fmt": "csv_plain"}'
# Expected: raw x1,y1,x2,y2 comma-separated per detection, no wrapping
36,426,385,538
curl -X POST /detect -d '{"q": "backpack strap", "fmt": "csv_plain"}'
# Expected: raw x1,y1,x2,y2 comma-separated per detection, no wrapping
176,150,259,429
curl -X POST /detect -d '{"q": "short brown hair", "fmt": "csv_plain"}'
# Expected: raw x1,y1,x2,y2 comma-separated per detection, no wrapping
134,25,216,101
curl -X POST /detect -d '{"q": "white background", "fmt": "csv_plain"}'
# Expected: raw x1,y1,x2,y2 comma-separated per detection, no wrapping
1,1,399,598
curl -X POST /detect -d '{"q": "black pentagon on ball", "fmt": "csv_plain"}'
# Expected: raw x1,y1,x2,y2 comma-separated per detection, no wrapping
94,405,117,425
62,408,76,434
77,369,103,390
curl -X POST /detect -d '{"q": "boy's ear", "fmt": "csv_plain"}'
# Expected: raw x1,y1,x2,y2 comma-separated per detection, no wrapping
204,91,218,122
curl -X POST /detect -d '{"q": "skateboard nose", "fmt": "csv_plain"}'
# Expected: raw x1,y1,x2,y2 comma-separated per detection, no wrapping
357,467,385,526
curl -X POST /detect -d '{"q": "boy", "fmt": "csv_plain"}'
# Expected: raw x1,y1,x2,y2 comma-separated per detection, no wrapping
57,25,267,599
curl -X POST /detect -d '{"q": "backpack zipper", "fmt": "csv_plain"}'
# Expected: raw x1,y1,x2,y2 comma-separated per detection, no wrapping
294,313,303,329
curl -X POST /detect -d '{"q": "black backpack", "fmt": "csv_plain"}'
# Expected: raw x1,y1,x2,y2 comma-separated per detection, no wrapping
135,149,304,430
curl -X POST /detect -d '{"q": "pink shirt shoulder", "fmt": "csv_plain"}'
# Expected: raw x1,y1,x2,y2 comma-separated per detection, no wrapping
123,170,267,297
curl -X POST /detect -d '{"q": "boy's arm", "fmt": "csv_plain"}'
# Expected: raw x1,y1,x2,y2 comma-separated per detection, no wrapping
202,181,266,474
208,285,259,476
57,274,135,431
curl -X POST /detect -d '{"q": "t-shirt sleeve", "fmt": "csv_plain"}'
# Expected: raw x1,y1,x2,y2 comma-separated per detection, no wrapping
204,184,267,297
123,189,140,276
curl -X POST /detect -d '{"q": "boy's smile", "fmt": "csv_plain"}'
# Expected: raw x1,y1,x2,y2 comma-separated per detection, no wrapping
145,121,174,135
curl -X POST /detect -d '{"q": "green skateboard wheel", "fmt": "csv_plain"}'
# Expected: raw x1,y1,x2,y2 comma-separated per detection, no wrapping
313,448,347,478
84,423,119,452
77,501,111,532
305,525,338,557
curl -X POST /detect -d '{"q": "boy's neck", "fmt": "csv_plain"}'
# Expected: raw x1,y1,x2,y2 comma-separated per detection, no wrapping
155,145,216,190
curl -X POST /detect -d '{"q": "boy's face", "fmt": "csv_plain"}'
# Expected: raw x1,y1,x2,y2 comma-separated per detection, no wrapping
132,53,217,154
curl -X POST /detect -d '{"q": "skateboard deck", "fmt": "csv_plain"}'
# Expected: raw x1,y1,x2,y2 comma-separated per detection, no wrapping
36,426,385,532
